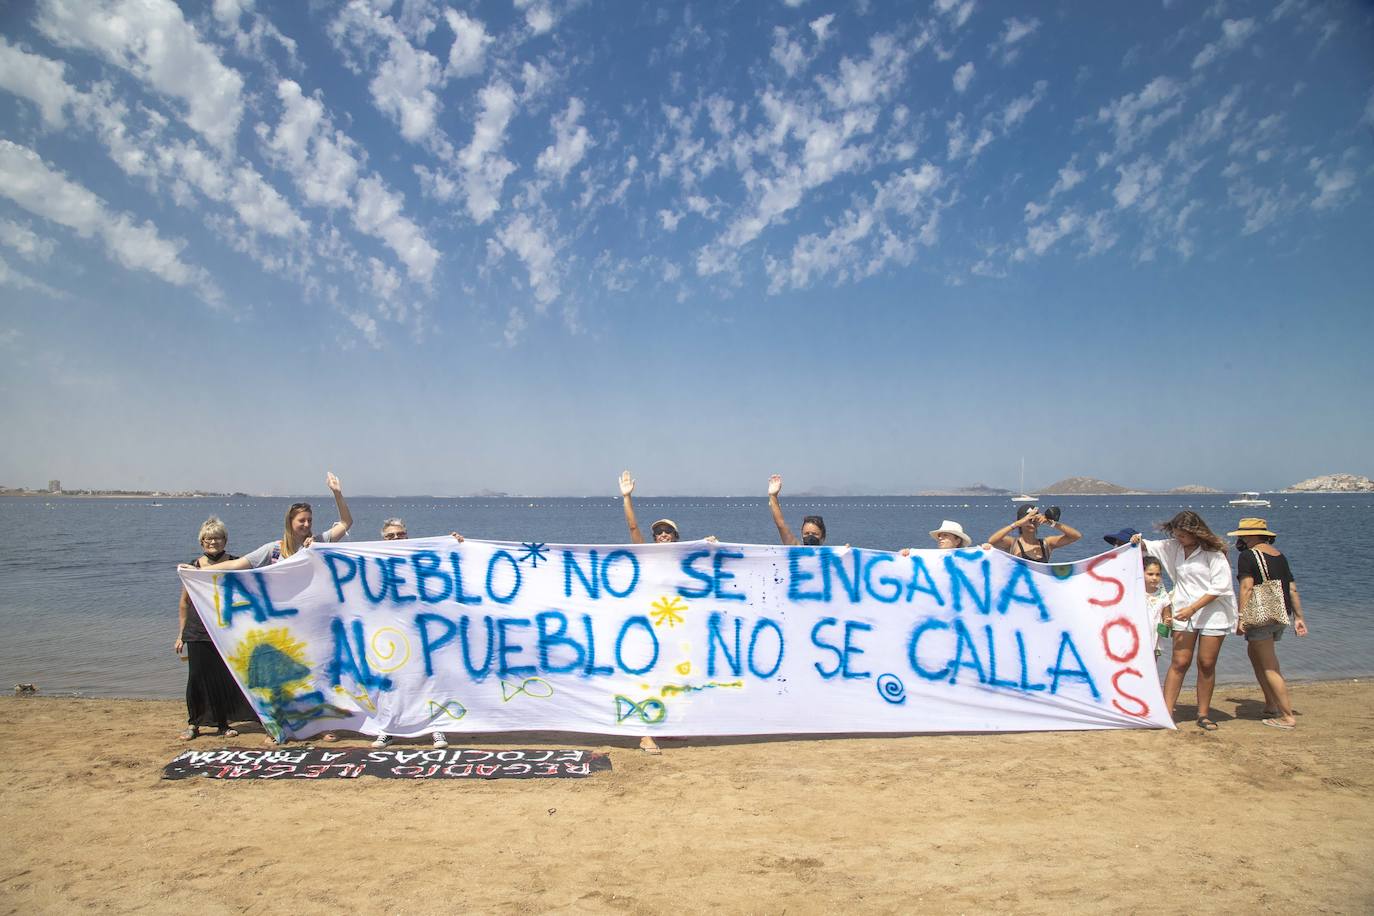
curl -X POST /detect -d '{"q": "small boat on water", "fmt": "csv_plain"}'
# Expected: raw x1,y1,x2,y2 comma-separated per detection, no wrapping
1011,457,1038,504
1228,491,1271,508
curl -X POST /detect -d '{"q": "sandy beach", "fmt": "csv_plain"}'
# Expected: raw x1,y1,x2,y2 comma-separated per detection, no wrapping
2,681,1371,914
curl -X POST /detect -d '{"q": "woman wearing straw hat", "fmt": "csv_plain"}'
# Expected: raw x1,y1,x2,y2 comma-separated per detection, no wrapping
901,520,984,555
1230,518,1308,730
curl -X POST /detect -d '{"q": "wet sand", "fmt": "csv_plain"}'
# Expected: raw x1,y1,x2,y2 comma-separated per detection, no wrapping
1,680,1371,914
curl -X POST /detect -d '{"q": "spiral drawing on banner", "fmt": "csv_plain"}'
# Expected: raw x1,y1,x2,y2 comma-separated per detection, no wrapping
876,673,907,705
368,627,412,673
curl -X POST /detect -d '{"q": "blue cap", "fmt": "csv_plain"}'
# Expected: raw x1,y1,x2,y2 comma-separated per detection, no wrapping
1104,527,1140,546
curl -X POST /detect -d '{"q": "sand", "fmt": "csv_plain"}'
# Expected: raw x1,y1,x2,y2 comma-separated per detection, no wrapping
1,681,1371,915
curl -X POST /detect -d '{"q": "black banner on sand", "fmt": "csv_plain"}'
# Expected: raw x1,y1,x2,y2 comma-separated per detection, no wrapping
163,747,611,780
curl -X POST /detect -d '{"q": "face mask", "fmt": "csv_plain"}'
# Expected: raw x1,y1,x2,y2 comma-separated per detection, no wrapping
802,534,822,546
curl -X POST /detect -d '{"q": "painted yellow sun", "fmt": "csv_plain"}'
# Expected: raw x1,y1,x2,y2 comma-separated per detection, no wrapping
225,627,311,686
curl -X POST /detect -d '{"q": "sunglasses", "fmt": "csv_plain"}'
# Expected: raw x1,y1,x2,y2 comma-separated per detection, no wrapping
383,531,408,540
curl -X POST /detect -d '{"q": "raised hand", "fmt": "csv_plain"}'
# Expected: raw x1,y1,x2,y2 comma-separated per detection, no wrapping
326,471,342,494
619,470,635,497
768,474,782,497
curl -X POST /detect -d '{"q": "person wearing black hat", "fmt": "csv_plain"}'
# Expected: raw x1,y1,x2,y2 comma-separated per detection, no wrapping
986,504,1081,562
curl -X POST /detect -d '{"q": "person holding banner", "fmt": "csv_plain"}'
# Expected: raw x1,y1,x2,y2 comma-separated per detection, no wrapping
200,472,354,572
175,516,257,740
1131,513,1237,730
371,518,463,749
766,474,827,546
986,505,1082,563
195,472,354,743
1230,518,1307,730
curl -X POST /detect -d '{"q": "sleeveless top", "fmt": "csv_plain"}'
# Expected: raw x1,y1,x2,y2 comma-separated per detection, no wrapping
1011,536,1050,562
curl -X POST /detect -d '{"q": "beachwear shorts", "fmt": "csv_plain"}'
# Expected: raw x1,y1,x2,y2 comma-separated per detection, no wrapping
1170,622,1232,638
1244,622,1286,642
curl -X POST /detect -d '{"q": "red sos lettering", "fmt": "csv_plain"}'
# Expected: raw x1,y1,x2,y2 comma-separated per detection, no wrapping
1101,615,1150,718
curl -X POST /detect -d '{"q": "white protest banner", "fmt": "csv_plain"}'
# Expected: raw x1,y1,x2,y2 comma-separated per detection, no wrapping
179,540,1173,741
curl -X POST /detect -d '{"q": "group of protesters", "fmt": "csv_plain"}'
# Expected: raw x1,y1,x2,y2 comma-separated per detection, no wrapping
175,471,1309,748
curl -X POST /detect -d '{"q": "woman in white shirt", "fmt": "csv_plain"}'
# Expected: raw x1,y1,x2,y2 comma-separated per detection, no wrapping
1131,512,1236,730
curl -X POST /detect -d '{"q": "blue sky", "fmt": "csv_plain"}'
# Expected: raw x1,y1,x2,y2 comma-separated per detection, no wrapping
0,0,1371,496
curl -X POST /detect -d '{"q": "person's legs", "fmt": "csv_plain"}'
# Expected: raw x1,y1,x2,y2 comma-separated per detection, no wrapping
1163,632,1197,715
639,736,661,755
1247,639,1278,712
1194,634,1226,722
1248,637,1296,725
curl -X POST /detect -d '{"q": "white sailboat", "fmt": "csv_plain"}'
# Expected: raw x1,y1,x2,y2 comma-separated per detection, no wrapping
1228,491,1271,508
1012,458,1038,504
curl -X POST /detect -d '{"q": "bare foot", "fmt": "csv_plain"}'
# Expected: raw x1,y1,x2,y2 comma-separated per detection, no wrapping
639,736,662,756
322,732,339,742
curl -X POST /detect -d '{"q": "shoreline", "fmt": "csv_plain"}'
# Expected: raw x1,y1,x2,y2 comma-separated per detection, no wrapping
22,672,1368,704
4,682,1371,912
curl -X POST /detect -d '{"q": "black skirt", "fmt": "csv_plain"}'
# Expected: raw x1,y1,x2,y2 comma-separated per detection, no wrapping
186,641,258,728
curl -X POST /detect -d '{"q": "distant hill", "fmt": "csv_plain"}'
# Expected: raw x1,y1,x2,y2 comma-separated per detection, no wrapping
917,483,1013,496
1169,485,1222,494
1284,473,1374,493
1039,477,1137,495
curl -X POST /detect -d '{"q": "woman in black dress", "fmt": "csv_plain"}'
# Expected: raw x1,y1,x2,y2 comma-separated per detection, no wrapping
176,516,256,739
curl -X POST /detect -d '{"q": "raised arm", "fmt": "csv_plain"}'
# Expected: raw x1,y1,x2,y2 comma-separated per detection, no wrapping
985,518,1026,551
322,471,352,541
1044,519,1082,550
620,470,644,544
767,474,799,546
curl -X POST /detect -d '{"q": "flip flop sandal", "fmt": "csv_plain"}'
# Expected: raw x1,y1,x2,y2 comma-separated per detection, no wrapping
215,727,239,738
1197,717,1219,731
1261,718,1296,730
178,726,199,741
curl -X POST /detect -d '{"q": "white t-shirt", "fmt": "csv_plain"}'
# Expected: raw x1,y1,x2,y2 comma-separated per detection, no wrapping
244,526,345,568
1141,538,1236,632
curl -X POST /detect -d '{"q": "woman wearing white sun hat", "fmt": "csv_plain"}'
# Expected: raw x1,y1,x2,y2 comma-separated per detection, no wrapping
901,520,988,555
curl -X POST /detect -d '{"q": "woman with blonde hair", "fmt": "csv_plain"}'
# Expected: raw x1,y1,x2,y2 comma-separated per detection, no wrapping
202,472,354,572
1132,511,1237,730
197,472,353,742
175,516,256,739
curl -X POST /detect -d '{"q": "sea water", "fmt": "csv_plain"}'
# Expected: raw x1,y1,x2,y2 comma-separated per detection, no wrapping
0,494,1368,697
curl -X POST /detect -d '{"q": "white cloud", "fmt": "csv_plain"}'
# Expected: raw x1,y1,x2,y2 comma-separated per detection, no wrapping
259,80,361,210
536,98,592,184
952,61,975,93
444,9,492,78
658,210,682,231
1016,209,1080,260
992,16,1039,64
1113,155,1164,210
1192,18,1258,69
211,0,298,63
513,0,559,34
496,213,561,307
0,218,57,262
456,81,518,223
330,0,444,144
1050,160,1085,197
351,175,439,283
0,254,64,298
1096,76,1185,156
0,36,76,128
159,141,308,238
934,0,976,30
810,14,835,43
1309,158,1357,211
35,0,245,150
502,305,528,347
0,139,218,299
765,163,942,292
771,26,809,78
818,33,909,109
1002,80,1047,129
